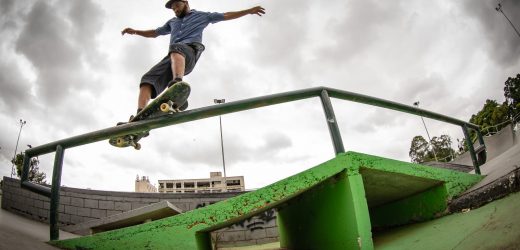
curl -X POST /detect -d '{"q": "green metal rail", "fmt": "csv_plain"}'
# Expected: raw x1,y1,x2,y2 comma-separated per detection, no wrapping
20,86,486,241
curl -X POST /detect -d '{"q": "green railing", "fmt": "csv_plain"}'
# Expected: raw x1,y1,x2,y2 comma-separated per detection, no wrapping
20,86,486,241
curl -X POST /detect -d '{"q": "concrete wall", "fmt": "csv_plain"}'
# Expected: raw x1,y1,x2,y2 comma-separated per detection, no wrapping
1,177,278,246
212,209,279,248
452,124,518,166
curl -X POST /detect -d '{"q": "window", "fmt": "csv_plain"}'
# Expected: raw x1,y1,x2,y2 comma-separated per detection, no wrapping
197,182,210,188
226,179,241,186
184,182,194,188
176,183,181,188
159,183,164,189
166,183,174,188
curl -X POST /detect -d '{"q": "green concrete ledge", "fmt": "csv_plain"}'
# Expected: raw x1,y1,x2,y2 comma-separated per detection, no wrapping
50,151,483,250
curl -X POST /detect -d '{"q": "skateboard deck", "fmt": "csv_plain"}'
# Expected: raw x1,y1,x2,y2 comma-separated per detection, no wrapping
109,81,190,150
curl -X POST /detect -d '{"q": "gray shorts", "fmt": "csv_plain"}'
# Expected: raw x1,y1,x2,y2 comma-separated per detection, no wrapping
140,42,205,98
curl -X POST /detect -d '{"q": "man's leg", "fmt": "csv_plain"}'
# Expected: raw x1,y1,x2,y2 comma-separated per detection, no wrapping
138,84,153,111
170,52,185,84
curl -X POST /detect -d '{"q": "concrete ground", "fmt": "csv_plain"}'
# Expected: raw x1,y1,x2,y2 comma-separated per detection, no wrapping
0,197,78,250
449,140,520,211
467,139,520,192
374,190,520,249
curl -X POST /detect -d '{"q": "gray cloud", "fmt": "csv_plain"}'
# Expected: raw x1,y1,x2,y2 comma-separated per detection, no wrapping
0,61,32,112
320,0,405,61
0,0,108,130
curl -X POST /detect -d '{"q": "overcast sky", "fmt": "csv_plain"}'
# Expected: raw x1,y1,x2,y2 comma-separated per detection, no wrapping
1,0,519,192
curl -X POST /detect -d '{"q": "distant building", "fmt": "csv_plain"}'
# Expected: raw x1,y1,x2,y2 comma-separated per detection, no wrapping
135,175,157,193
158,172,245,193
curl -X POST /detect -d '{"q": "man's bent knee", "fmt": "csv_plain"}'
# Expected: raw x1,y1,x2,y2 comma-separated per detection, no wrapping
170,52,185,61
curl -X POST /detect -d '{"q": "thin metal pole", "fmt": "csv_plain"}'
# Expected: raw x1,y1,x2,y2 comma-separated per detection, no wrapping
496,3,520,39
11,119,26,178
50,145,65,241
320,90,345,155
414,102,438,161
214,99,227,192
219,115,227,191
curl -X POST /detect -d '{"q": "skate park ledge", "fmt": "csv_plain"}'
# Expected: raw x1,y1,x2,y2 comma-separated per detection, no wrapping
50,151,483,250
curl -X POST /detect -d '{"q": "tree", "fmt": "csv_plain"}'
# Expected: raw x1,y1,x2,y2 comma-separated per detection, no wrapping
409,136,433,163
469,99,509,135
504,73,520,119
409,134,456,163
11,152,47,184
430,135,456,162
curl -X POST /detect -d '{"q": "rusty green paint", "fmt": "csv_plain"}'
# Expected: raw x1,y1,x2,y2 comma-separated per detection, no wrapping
50,152,483,250
278,170,373,249
346,152,483,228
370,185,449,228
345,152,483,198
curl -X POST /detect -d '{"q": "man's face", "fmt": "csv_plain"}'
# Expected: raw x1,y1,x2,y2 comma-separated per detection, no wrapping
171,1,188,18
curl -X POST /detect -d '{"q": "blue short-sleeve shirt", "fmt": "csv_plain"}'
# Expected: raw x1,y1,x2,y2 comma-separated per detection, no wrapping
155,9,225,44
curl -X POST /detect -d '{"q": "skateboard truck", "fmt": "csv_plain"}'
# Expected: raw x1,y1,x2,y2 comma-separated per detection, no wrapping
160,100,181,113
115,135,142,150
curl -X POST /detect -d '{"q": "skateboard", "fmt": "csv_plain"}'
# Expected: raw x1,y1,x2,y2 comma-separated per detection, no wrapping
109,81,191,150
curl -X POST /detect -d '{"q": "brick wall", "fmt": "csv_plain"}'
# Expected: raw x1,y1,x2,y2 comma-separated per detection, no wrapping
1,176,278,246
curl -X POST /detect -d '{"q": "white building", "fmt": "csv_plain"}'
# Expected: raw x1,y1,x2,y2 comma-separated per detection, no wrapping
158,172,245,193
135,175,157,193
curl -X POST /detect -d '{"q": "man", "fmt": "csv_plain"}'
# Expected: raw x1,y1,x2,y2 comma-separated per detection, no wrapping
121,0,265,116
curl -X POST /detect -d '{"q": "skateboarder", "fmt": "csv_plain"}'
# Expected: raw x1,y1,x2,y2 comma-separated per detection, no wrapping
121,0,265,116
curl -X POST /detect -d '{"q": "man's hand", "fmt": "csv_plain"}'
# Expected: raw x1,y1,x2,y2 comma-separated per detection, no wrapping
248,6,265,16
121,28,158,38
223,6,266,21
121,28,136,36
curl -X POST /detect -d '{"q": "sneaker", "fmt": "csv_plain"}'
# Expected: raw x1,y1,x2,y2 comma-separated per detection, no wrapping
116,115,134,126
167,77,183,88
178,100,188,111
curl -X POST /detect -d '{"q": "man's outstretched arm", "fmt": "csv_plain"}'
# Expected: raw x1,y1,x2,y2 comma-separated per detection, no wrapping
121,28,158,38
223,6,265,21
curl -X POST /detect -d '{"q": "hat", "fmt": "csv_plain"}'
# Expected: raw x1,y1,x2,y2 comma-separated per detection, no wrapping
165,0,185,9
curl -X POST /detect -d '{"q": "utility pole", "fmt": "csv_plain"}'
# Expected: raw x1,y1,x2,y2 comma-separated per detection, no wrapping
11,119,27,178
214,99,227,192
496,3,520,39
413,102,438,161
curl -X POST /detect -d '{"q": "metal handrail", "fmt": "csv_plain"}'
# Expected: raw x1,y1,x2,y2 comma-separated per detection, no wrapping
20,86,485,240
479,112,520,136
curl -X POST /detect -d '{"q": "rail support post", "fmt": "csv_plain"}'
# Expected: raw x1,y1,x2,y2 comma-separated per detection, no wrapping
462,124,481,175
50,145,65,241
21,153,32,182
320,89,345,155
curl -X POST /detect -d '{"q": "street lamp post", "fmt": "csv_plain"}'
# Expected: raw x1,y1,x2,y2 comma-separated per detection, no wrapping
496,3,520,39
214,99,227,192
413,102,438,161
11,119,27,178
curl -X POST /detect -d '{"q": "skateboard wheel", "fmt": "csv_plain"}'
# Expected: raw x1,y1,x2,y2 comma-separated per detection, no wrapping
116,138,126,147
134,143,141,150
160,103,170,113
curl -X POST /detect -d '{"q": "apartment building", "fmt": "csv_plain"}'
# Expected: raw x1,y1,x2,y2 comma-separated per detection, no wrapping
158,172,245,193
